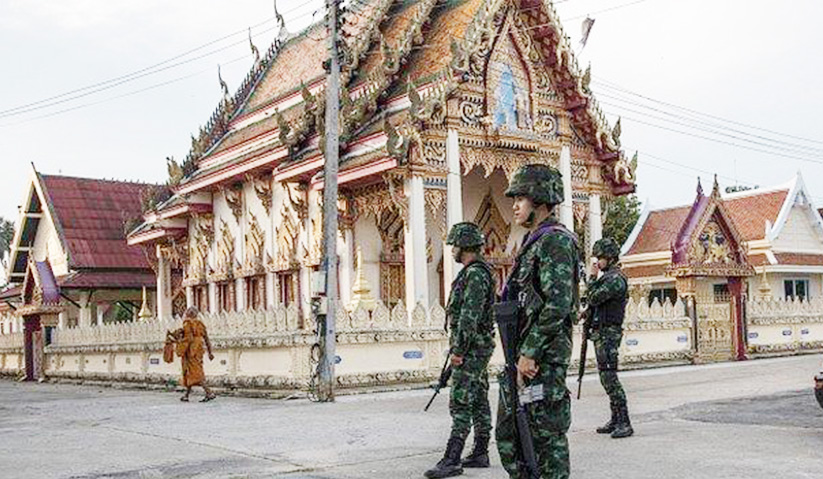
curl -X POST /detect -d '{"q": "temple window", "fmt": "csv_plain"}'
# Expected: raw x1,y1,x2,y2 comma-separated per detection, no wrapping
713,284,730,303
193,285,209,312
216,281,235,312
784,279,810,301
648,288,678,306
245,275,266,311
277,271,297,306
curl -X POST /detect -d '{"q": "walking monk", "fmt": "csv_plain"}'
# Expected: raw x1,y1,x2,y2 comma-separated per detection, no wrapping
167,307,216,402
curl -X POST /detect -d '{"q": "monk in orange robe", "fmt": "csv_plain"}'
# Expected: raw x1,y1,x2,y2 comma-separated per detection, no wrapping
167,307,216,402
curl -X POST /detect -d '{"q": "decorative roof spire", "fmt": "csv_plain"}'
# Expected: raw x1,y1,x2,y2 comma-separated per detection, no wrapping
138,286,152,320
757,270,772,301
274,0,289,43
696,177,703,196
217,64,229,99
349,246,376,312
248,27,260,64
711,174,721,198
611,116,622,147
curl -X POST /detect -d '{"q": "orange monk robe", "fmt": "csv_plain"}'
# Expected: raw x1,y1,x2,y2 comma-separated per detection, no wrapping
175,319,208,387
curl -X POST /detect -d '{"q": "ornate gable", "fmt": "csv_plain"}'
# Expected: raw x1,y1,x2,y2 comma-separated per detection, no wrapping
18,259,64,318
667,178,755,279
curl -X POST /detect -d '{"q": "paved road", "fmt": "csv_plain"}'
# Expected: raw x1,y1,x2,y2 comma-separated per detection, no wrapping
2,355,823,478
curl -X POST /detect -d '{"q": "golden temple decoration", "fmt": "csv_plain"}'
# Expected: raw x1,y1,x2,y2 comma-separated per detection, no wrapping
246,174,273,214
690,220,733,265
383,174,409,220
213,219,236,280
474,191,510,260
244,212,266,272
186,214,213,284
271,183,302,272
757,270,772,300
221,185,243,221
424,188,447,239
462,146,556,179
284,182,307,221
308,193,323,266
138,286,152,321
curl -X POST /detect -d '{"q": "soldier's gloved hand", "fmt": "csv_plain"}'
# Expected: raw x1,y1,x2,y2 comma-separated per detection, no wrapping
517,355,539,379
450,354,464,367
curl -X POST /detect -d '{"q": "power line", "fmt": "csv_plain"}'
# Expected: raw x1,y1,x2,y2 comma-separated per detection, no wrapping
0,0,324,119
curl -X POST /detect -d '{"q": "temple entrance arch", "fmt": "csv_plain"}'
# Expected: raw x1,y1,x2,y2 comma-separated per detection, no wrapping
18,259,64,381
667,179,754,362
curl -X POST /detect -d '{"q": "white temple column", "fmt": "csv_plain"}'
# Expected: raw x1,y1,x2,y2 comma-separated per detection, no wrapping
338,229,354,308
185,286,194,308
95,304,104,326
78,292,93,328
208,283,218,314
443,128,464,302
588,193,603,257
57,312,66,330
265,272,276,308
235,278,245,312
559,144,574,229
404,175,429,316
155,244,173,320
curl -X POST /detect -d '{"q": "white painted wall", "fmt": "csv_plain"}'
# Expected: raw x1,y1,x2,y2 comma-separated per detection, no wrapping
772,205,823,253
31,213,69,276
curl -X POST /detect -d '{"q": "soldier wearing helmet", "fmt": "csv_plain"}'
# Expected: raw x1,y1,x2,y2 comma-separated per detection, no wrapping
586,237,633,438
496,164,580,479
425,222,496,479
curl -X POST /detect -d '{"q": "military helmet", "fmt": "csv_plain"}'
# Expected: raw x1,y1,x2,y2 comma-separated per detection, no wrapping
592,238,621,259
504,164,564,206
446,222,485,248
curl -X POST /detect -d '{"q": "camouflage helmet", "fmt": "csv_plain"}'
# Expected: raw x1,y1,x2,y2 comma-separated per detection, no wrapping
504,164,564,206
446,222,485,249
592,238,621,259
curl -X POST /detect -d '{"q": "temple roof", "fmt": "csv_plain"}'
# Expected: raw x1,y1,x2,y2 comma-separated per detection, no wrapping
164,0,628,194
40,174,151,270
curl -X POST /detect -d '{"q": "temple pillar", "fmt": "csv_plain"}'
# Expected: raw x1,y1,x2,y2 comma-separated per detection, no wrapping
235,277,245,312
57,312,66,330
78,292,93,328
266,272,276,308
339,229,354,307
559,144,574,229
728,277,747,361
95,304,104,326
156,244,173,320
208,283,218,314
404,175,429,317
443,128,463,302
186,286,194,308
588,192,603,257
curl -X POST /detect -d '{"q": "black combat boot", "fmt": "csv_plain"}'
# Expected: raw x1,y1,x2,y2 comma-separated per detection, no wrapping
461,434,490,468
596,403,618,434
424,436,465,478
611,404,634,439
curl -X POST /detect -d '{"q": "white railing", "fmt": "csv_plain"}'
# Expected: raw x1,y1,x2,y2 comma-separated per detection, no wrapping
747,296,823,324
0,332,23,351
624,297,689,324
48,300,446,349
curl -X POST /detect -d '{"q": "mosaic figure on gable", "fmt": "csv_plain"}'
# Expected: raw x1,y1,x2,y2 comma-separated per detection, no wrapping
487,23,532,133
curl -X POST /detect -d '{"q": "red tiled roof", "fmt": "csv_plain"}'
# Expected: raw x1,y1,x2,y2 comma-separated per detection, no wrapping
627,190,789,256
626,206,691,255
623,263,667,279
59,270,156,289
724,190,788,242
773,253,823,266
40,175,152,270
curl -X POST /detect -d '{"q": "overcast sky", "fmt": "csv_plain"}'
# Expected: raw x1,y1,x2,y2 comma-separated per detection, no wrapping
1,0,822,223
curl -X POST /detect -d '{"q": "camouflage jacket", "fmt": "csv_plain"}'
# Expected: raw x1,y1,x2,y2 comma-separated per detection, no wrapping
447,259,496,357
586,264,628,327
504,218,579,366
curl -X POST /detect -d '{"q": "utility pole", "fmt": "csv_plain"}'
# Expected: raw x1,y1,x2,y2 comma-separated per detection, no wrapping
319,0,341,402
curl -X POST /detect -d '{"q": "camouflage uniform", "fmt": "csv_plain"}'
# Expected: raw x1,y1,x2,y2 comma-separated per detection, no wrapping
426,222,495,479
447,258,496,441
587,238,633,438
496,165,579,479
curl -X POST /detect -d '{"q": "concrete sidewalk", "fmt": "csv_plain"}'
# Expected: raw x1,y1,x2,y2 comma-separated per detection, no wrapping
1,355,822,478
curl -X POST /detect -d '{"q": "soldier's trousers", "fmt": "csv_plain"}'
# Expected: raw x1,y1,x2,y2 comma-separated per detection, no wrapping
496,363,571,479
591,325,627,406
449,352,492,440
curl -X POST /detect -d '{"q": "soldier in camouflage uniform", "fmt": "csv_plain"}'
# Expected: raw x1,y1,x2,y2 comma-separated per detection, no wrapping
425,222,496,479
586,237,633,438
496,164,579,479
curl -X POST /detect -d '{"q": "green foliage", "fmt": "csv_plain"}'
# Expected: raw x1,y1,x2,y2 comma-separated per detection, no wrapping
0,217,13,257
603,194,641,251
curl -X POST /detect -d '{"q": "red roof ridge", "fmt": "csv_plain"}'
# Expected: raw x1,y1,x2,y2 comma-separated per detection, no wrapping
39,173,158,188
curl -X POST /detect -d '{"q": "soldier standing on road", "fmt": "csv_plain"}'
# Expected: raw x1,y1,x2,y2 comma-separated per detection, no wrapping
496,164,579,479
586,238,633,438
425,222,497,479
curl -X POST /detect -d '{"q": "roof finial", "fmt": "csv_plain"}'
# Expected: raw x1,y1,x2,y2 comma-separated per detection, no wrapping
217,64,229,99
274,0,289,42
696,177,703,196
248,27,260,64
611,117,622,147
711,174,721,198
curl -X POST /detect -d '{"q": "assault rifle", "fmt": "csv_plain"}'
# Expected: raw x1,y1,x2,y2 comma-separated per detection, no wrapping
424,354,453,411
577,308,591,400
494,300,540,479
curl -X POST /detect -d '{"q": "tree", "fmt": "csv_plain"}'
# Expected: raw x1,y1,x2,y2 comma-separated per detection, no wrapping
603,194,641,250
0,217,13,259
